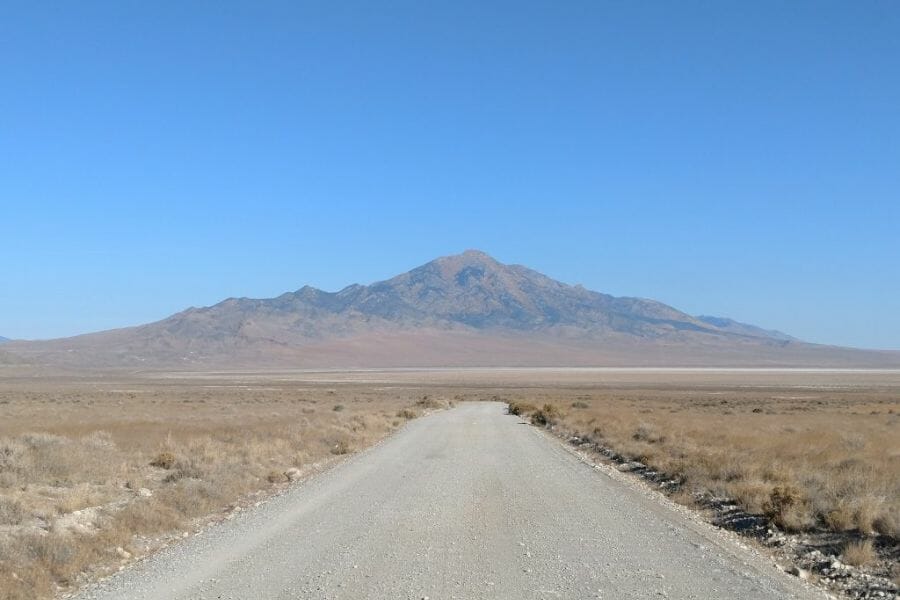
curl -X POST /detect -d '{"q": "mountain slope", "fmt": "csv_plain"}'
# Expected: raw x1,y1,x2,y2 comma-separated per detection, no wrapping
696,316,796,342
5,250,899,368
148,250,754,341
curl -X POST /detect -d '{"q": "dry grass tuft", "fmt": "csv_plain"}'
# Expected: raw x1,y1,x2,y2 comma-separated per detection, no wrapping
632,423,665,444
873,511,900,538
266,470,289,484
530,404,563,427
0,496,26,525
396,408,418,420
841,539,877,567
330,440,351,455
56,484,107,514
507,401,536,416
149,452,177,470
764,486,813,532
415,396,445,410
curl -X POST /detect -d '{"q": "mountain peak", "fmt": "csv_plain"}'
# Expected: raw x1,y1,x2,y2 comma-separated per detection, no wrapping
459,248,495,260
432,249,501,268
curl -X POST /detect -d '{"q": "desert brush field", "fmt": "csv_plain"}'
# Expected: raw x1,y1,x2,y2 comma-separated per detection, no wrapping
500,369,900,593
0,370,449,599
0,367,897,598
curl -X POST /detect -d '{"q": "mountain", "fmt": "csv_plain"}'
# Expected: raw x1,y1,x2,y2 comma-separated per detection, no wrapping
0,338,23,366
695,316,796,342
5,250,899,368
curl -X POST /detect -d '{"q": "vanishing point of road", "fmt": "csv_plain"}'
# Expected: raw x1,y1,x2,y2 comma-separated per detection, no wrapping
77,403,824,599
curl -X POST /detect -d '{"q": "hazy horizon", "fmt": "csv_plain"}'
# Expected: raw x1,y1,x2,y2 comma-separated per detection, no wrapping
2,3,898,350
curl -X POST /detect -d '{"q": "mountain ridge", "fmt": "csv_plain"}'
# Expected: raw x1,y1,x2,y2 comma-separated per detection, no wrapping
164,250,775,339
5,250,899,368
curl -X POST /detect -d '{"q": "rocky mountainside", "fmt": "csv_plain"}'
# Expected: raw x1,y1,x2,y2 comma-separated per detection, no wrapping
143,250,782,342
5,250,900,368
695,316,795,342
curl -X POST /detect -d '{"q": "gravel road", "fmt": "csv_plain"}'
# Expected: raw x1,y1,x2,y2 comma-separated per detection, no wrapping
76,402,825,599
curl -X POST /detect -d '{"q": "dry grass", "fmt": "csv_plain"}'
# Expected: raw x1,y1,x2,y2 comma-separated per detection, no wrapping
842,539,877,567
530,404,563,427
0,373,446,599
1,368,896,597
396,407,418,420
504,382,900,540
506,400,536,416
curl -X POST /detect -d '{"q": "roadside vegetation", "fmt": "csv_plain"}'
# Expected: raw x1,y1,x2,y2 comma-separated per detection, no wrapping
0,377,448,599
507,385,899,591
2,369,897,599
510,391,898,537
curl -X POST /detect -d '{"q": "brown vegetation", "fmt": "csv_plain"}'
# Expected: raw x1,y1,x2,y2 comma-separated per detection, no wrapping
510,386,899,540
491,372,900,598
506,400,536,416
1,367,896,598
0,373,446,599
842,539,877,567
503,375,899,593
530,404,563,427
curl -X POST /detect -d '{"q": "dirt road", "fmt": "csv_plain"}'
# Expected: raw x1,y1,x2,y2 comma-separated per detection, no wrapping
76,402,823,599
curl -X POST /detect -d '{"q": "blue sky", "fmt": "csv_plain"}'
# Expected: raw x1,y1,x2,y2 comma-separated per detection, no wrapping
2,1,898,349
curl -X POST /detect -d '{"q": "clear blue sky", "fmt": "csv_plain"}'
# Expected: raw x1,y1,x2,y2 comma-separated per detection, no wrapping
2,1,898,349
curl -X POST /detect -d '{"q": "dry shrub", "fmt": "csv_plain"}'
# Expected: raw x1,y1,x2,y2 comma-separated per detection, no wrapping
10,530,118,591
763,486,813,532
507,401,536,416
56,484,109,514
396,408,418,420
874,511,900,538
0,434,119,488
113,500,180,535
415,396,444,409
266,470,289,484
725,480,772,514
851,497,881,535
632,423,665,444
0,567,51,600
162,456,206,484
331,440,350,455
588,426,605,441
149,452,176,470
156,480,230,518
0,439,26,485
531,404,562,427
669,487,697,507
842,539,876,567
825,502,857,531
0,495,26,525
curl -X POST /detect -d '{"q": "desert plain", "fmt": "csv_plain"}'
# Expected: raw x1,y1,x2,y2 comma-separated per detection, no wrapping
0,367,898,598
